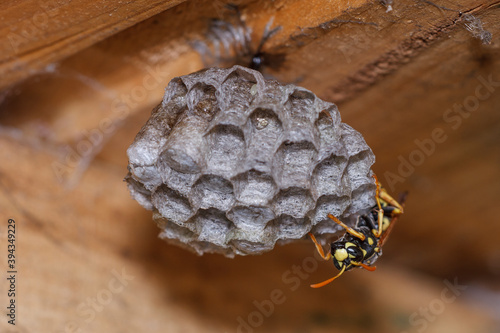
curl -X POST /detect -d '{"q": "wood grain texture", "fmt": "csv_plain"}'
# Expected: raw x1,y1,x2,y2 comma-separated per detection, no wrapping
0,136,495,331
0,0,499,331
0,0,185,90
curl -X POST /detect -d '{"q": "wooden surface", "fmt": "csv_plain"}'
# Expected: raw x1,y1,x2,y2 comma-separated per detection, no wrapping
0,0,185,90
1,0,500,332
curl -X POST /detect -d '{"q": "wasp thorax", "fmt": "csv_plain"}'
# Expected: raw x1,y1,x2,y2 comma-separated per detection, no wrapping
346,244,363,260
126,66,376,257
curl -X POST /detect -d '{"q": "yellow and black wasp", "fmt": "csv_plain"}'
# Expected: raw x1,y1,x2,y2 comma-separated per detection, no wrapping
308,175,406,288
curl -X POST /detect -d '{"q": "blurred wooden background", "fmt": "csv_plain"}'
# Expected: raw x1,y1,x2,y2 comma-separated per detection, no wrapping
1,0,499,332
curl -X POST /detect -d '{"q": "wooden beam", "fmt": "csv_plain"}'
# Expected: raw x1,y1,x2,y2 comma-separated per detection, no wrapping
0,0,499,330
0,0,185,90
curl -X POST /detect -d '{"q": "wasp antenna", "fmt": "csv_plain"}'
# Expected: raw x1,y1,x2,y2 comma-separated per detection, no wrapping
310,265,346,288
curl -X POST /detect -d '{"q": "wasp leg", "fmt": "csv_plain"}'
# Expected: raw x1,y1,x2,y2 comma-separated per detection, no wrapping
378,192,407,246
373,174,404,213
308,232,332,260
372,174,404,237
372,174,385,238
351,261,377,271
379,188,404,213
327,214,366,241
379,215,398,247
310,265,346,288
373,174,382,210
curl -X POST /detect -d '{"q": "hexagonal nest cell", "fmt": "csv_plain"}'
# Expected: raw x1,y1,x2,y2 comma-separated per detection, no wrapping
125,65,376,257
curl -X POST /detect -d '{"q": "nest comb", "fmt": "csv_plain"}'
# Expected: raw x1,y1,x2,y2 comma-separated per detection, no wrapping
126,65,376,257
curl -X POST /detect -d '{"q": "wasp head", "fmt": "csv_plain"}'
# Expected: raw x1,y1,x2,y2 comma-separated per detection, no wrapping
331,241,363,271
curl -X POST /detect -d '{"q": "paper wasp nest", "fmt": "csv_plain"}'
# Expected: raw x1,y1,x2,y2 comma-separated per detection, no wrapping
126,66,376,257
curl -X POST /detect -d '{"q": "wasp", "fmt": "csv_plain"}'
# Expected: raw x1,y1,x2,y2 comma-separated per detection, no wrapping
308,175,405,288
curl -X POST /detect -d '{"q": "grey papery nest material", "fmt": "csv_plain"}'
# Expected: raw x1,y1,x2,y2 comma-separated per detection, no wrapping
126,65,376,257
